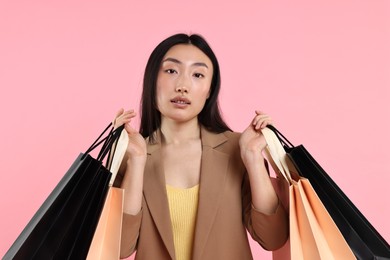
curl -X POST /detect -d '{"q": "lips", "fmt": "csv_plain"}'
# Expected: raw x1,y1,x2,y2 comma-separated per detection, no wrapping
171,96,191,105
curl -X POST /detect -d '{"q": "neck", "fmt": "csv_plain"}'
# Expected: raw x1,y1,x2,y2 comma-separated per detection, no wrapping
160,118,201,145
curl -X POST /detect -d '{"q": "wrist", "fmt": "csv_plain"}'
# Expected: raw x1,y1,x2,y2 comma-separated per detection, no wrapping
240,149,264,164
126,156,147,167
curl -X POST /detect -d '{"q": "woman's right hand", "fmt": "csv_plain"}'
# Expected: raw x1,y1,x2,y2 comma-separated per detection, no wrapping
114,108,147,161
114,109,145,215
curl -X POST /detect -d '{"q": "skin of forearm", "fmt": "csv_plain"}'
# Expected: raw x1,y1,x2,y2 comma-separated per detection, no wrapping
121,159,146,215
243,153,279,214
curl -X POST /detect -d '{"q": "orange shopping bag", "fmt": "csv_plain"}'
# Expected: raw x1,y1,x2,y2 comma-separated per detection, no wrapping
87,128,128,260
261,128,356,260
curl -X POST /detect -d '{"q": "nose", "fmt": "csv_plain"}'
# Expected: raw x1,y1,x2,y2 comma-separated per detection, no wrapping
175,74,190,94
175,86,188,93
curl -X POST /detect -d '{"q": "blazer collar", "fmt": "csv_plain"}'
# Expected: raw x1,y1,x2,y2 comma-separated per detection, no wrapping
143,126,230,260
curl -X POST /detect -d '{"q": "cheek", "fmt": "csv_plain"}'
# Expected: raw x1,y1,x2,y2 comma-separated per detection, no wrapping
203,88,211,100
156,73,171,95
206,86,211,99
194,85,212,108
203,80,212,99
156,75,166,100
155,87,164,111
155,83,164,110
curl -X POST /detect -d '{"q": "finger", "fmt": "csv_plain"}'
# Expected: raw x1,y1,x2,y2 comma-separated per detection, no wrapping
116,113,136,126
115,108,125,118
113,108,125,126
125,122,138,135
120,111,136,120
255,110,264,115
255,119,264,130
255,117,272,130
252,114,270,126
122,109,135,115
260,119,273,129
115,109,135,119
116,110,136,121
114,110,136,129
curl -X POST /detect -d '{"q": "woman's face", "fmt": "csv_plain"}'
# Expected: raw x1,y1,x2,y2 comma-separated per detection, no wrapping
156,44,213,124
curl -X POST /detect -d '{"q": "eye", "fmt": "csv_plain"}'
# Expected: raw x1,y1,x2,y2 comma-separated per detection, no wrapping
165,69,177,74
193,73,204,78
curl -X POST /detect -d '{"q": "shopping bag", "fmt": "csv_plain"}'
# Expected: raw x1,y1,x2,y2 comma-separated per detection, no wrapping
268,125,390,259
3,123,124,260
261,128,355,260
87,128,128,260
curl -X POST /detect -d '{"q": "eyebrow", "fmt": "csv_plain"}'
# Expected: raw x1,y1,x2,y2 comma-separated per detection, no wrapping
162,57,209,69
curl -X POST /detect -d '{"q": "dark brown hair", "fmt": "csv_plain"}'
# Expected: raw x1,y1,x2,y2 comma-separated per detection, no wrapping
139,33,231,141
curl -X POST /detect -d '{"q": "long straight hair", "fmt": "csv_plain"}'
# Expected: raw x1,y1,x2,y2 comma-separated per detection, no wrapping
139,33,231,142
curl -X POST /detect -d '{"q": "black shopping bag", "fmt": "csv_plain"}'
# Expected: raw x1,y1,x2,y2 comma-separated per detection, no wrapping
268,125,390,260
3,123,124,260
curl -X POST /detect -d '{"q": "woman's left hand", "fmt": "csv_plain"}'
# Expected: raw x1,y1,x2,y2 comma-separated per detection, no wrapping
239,110,273,163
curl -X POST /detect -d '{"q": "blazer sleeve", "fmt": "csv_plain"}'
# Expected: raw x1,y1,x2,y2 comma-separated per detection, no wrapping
242,168,289,251
120,210,142,259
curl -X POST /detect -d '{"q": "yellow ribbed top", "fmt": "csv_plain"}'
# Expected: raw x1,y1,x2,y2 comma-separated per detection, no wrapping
166,184,199,260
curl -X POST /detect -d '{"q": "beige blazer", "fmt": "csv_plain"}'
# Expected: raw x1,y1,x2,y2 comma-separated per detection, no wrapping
116,127,288,260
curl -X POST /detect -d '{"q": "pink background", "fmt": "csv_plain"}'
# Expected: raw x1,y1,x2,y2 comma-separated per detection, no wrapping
1,0,389,259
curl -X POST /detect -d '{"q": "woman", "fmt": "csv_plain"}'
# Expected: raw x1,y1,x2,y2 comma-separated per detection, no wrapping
113,33,288,260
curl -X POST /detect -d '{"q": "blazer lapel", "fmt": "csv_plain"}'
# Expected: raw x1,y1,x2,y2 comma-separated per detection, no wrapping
143,131,176,259
142,128,231,260
192,127,230,260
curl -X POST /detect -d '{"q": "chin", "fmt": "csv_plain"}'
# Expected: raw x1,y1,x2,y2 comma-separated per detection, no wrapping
165,114,197,124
